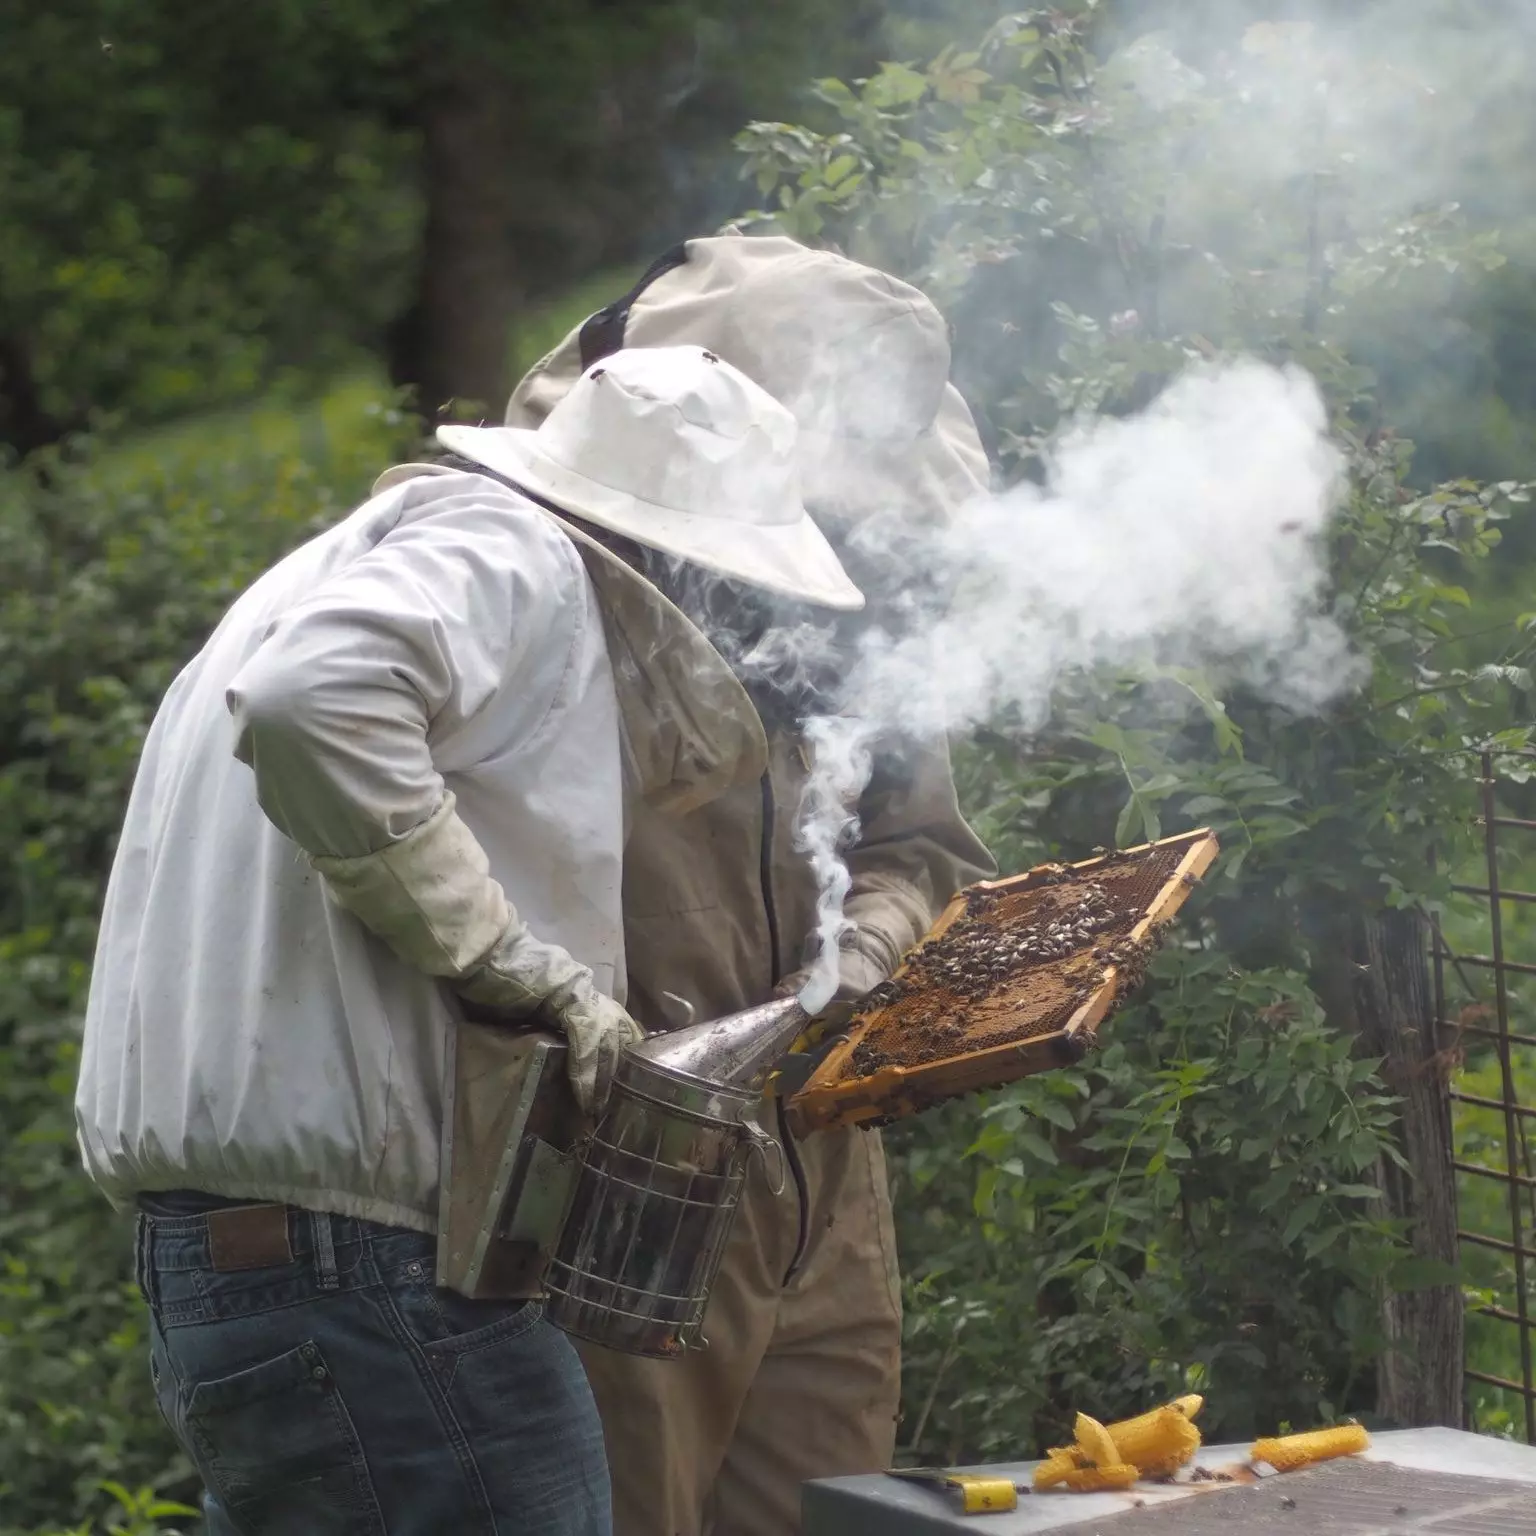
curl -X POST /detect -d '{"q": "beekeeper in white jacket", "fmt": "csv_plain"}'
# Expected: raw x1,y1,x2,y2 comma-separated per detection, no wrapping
75,345,862,1536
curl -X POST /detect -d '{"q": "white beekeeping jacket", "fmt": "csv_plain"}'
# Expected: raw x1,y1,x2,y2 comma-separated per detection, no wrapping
75,471,626,1232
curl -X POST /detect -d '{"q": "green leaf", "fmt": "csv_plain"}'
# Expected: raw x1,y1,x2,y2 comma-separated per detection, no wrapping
1168,672,1245,755
1115,792,1161,847
813,77,854,102
1181,795,1231,818
1016,1130,1059,1165
1116,793,1141,849
1033,1097,1077,1132
865,61,929,108
1283,1194,1325,1247
1253,814,1309,840
1304,1224,1342,1260
823,154,859,187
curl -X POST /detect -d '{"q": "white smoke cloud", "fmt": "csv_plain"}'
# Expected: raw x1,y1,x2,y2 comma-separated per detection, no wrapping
795,359,1357,1012
1104,2,1534,221
734,2,1533,1009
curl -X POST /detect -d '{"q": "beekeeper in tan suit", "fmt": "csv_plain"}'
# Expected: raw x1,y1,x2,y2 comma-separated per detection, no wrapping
498,232,996,1536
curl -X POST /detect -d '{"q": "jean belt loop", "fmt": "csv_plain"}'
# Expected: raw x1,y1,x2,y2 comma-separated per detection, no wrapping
132,1213,148,1306
135,1213,161,1312
311,1208,339,1291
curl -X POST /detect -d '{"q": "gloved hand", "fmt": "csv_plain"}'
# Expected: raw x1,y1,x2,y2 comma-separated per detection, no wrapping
460,940,644,1114
311,792,643,1114
542,982,645,1117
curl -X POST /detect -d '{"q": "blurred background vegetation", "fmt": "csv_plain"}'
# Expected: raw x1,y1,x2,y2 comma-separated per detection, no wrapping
5,1,1536,1531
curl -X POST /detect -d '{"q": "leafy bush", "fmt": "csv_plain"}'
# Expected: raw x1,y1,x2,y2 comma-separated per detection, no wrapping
0,383,416,1533
738,4,1535,1457
895,954,1404,1459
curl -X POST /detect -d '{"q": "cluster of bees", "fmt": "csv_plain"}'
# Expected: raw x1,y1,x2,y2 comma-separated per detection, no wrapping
905,882,1121,1005
1100,933,1156,999
841,866,1165,1080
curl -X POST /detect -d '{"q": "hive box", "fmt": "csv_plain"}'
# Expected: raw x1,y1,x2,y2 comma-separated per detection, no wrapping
801,1428,1536,1535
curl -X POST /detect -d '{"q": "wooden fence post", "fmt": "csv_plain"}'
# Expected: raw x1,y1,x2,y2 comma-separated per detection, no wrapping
1353,907,1464,1427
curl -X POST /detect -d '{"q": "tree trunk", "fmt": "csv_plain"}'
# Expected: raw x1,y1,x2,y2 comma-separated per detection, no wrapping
1352,907,1464,1427
0,333,66,458
393,55,525,423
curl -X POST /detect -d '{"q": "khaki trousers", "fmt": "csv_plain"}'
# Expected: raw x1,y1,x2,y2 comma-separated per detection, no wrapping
577,1122,903,1536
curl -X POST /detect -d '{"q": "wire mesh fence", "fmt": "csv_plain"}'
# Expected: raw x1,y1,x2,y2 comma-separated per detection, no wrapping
1436,749,1536,1442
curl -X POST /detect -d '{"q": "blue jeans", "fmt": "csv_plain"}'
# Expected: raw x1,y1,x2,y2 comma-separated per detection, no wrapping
134,1199,611,1535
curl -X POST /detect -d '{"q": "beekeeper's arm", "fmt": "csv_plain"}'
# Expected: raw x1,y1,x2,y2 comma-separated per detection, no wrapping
225,483,640,1111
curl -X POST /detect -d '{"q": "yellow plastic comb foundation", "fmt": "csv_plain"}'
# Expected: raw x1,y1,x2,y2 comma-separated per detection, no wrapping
1251,1424,1370,1471
1104,1398,1203,1475
1057,1464,1141,1493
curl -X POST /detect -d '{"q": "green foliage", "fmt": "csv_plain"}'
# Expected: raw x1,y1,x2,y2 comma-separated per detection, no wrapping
0,3,419,436
895,952,1407,1459
0,383,417,1533
0,0,884,448
37,1482,197,1536
738,4,1535,1454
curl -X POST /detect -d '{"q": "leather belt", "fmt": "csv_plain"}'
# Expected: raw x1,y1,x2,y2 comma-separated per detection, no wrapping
139,1193,295,1272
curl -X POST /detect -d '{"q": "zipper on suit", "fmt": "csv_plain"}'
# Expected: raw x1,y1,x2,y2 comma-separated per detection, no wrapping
761,766,811,1284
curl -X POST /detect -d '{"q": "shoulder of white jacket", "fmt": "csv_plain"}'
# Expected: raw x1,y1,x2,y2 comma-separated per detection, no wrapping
382,467,595,597
388,466,559,531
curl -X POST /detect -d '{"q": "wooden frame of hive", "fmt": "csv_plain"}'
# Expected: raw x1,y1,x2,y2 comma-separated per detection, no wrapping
786,829,1220,1134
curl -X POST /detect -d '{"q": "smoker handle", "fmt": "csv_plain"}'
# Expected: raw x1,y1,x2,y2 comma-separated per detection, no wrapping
741,1117,786,1197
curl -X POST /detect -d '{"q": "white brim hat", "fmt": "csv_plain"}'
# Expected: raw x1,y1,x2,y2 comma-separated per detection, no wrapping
439,345,863,613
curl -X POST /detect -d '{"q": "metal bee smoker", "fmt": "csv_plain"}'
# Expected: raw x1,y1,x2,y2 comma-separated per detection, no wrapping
436,995,808,1359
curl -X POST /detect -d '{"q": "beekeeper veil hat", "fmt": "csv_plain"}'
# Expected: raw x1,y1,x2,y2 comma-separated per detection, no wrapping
505,233,992,539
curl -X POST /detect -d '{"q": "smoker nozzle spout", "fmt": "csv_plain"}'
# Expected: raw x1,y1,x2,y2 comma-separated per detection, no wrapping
631,996,811,1094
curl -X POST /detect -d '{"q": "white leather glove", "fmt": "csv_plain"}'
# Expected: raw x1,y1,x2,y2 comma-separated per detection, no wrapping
457,938,643,1114
535,981,645,1118
312,793,642,1113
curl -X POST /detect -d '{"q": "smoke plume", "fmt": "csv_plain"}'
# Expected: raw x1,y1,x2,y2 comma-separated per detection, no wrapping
794,360,1353,1012
780,0,1534,1009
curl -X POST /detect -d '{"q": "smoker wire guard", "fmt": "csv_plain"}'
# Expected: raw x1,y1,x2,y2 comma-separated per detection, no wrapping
784,829,1221,1136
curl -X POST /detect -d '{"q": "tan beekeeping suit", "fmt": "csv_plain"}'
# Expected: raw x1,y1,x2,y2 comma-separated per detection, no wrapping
506,232,996,1536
